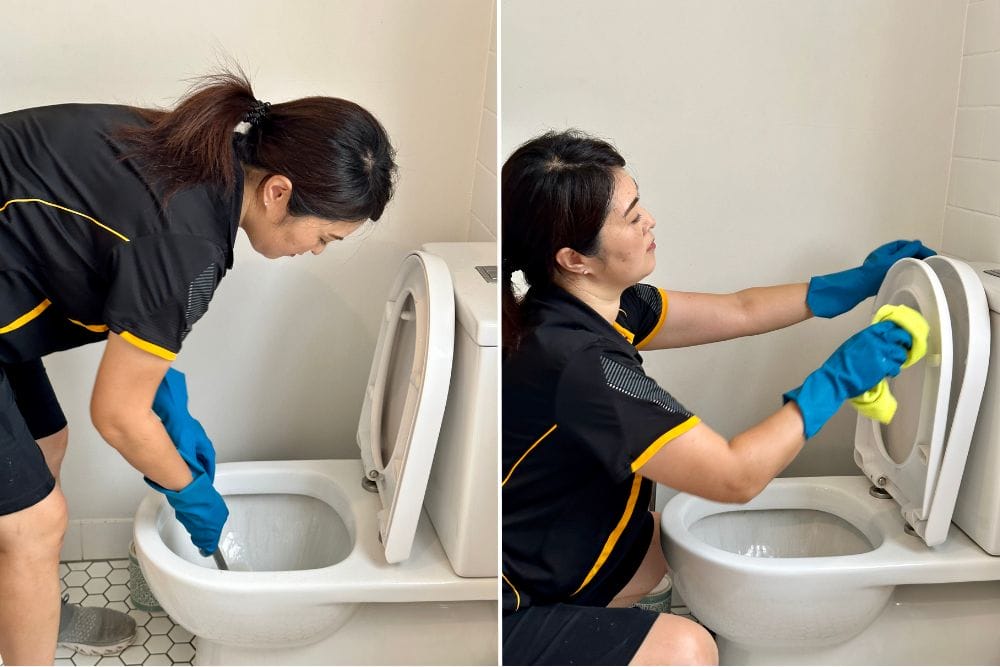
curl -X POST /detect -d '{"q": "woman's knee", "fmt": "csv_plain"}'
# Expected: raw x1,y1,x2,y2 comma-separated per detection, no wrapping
37,425,69,477
0,486,68,557
630,613,719,666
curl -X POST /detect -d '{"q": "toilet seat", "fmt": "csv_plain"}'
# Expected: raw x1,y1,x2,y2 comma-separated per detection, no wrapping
356,251,455,563
853,257,989,546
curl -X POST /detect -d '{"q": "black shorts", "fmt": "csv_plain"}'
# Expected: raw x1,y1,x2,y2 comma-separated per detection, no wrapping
503,603,658,666
0,358,66,515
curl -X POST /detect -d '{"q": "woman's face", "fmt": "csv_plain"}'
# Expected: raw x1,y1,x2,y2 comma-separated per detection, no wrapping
248,214,363,259
240,174,363,259
590,168,657,288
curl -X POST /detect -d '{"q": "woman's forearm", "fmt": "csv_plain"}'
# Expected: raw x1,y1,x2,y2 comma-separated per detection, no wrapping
733,282,812,336
94,410,193,490
726,402,807,501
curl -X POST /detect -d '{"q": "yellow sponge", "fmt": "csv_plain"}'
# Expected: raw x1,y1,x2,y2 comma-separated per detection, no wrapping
849,304,929,424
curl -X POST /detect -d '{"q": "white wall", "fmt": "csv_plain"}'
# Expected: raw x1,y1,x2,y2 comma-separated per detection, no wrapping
943,0,1000,263
502,0,966,482
468,1,499,242
1,0,494,558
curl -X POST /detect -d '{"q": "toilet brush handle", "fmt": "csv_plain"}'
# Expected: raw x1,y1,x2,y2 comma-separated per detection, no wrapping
212,549,230,571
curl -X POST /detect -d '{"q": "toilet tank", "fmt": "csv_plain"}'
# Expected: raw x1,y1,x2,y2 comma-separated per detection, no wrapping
421,242,497,577
953,263,1000,554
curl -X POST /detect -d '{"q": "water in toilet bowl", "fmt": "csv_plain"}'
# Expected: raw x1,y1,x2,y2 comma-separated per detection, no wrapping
160,493,353,572
217,529,254,571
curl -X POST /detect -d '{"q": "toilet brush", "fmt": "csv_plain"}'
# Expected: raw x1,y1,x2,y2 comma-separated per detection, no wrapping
212,549,230,570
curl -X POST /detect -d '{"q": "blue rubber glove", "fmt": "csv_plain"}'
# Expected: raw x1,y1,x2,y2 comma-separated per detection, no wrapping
153,368,216,481
807,240,936,318
783,320,913,438
146,473,229,556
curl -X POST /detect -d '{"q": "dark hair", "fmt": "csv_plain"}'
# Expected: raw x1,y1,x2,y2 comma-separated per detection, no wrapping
118,68,397,222
501,130,626,353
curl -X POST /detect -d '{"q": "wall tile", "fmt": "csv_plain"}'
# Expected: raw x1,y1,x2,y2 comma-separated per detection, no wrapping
490,2,497,53
955,108,986,157
471,162,497,234
962,0,1000,54
947,157,1000,213
478,109,498,175
982,108,1000,160
959,52,1000,106
468,213,497,241
485,51,497,114
80,519,133,560
942,206,1000,261
60,520,83,562
965,0,1000,54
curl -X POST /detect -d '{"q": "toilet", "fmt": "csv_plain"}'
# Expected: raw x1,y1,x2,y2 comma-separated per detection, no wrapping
133,242,498,666
661,256,1000,665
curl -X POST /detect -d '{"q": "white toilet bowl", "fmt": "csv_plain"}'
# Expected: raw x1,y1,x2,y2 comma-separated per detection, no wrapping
663,476,1000,651
661,258,1000,664
134,461,496,664
133,245,499,665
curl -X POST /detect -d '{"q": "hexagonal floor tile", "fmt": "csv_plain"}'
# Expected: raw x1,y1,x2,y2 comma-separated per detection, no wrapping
143,634,173,655
118,645,148,666
64,571,90,588
86,562,112,578
127,610,151,627
167,626,193,643
107,569,130,585
166,643,195,662
105,585,129,603
81,594,108,608
145,616,173,636
84,578,110,595
54,556,198,666
64,587,86,604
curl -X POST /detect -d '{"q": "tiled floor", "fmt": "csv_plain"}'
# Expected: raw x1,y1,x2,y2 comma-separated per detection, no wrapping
1,559,195,666
2,565,697,666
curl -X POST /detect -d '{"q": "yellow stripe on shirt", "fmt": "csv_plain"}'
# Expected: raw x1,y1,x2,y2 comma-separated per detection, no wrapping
630,415,701,473
571,473,644,596
0,198,130,242
502,573,522,612
612,322,635,344
120,331,177,361
0,299,52,334
502,424,558,487
636,288,669,350
68,318,110,333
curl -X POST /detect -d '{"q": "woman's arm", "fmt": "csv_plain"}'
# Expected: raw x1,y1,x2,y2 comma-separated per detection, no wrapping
637,402,806,503
640,283,811,350
90,333,193,491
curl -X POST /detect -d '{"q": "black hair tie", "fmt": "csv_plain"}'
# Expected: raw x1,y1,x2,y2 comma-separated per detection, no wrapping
244,100,271,127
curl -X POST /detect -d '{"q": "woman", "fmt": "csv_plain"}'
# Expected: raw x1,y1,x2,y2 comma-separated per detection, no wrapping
500,130,931,666
0,70,396,664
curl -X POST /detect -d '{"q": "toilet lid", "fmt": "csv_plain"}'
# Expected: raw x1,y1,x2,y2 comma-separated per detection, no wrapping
853,257,989,546
356,251,455,563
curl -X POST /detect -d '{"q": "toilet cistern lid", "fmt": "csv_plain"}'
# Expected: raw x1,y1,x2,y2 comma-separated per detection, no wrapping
356,251,455,563
853,256,990,546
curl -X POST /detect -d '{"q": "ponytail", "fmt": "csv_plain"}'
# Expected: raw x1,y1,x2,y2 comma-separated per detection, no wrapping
119,67,397,222
501,130,625,354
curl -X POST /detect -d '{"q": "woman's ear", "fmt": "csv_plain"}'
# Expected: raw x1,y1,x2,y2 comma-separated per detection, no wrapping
554,247,592,276
261,174,293,210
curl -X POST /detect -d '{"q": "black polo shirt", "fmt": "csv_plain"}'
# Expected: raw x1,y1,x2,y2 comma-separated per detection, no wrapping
502,283,700,614
0,103,241,364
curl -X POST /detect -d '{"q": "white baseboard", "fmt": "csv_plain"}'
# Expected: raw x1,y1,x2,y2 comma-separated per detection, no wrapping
60,519,133,562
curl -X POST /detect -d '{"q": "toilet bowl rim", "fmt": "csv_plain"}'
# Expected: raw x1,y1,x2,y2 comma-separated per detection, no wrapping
132,460,498,599
660,475,923,579
132,459,379,582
